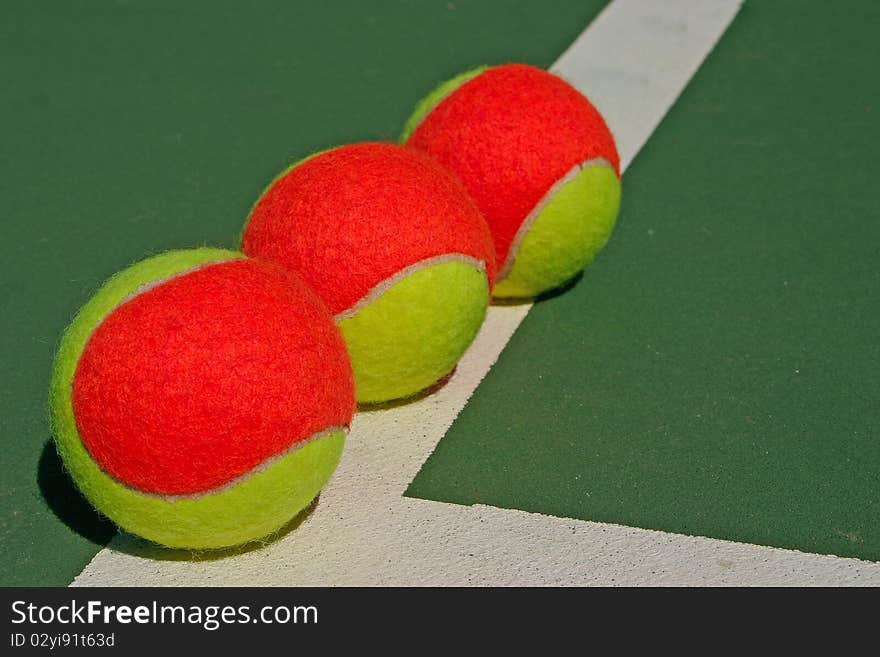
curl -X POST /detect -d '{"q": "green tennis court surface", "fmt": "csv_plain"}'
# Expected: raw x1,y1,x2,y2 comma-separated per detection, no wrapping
1,0,878,587
409,0,880,562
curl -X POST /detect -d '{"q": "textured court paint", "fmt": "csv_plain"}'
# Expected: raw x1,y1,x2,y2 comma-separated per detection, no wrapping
408,0,880,562
0,0,607,585
73,307,880,586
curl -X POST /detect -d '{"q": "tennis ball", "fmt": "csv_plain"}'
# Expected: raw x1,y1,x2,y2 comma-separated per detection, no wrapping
241,142,496,405
402,63,622,299
48,248,355,550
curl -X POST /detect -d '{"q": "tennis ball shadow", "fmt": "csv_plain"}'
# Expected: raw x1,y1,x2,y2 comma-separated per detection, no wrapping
358,366,456,412
37,440,116,547
112,497,320,562
490,271,584,307
38,439,320,561
535,271,584,301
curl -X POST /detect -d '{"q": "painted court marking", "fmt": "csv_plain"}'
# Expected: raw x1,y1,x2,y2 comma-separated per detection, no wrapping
73,0,880,586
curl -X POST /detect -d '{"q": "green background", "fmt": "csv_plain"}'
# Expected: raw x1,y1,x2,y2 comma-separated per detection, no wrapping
409,0,880,561
0,0,606,586
3,0,879,587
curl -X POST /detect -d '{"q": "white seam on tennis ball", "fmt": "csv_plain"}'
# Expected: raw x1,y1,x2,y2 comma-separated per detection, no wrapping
103,425,349,502
79,259,235,353
242,147,337,232
404,69,487,140
333,253,487,322
496,157,614,282
69,258,233,492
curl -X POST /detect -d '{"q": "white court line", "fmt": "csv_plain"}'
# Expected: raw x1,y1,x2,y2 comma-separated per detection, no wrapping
73,0,880,586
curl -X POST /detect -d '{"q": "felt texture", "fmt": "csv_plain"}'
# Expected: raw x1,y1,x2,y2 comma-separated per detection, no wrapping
339,259,488,404
242,142,496,314
404,64,620,294
71,254,354,494
493,161,621,298
241,142,495,403
49,249,353,549
400,66,487,143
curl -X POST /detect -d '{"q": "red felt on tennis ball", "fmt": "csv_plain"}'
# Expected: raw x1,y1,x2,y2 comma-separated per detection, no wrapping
49,249,355,549
403,63,622,299
241,142,496,404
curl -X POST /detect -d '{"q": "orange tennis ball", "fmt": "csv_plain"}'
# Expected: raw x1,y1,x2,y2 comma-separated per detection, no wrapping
49,249,355,549
403,63,622,299
241,142,496,404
